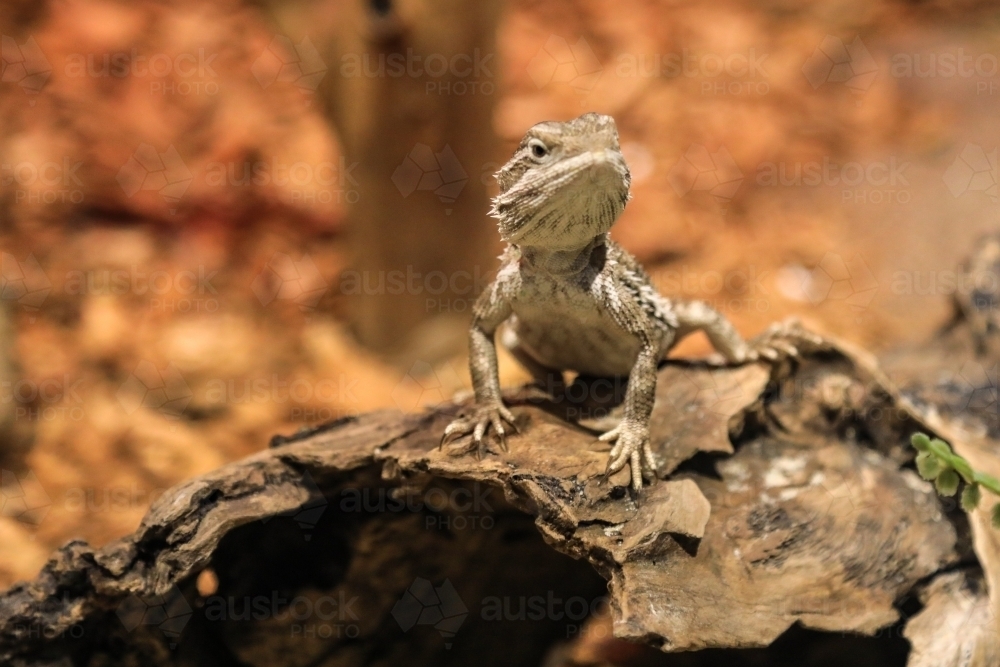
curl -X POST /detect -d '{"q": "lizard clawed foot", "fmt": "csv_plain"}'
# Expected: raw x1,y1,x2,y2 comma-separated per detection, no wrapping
598,421,657,492
743,318,824,362
441,403,519,459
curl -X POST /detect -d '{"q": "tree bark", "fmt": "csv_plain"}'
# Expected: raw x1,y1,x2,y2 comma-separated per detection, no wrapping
3,328,995,666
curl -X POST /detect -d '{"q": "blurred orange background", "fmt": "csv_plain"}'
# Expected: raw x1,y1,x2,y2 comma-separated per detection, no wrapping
1,0,999,587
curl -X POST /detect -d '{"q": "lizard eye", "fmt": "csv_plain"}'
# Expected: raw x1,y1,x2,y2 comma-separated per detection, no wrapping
528,139,549,160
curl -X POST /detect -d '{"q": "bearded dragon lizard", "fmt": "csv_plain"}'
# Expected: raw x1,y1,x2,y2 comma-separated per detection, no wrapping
442,112,802,492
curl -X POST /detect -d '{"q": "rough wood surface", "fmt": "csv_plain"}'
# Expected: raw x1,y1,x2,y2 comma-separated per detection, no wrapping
0,330,993,666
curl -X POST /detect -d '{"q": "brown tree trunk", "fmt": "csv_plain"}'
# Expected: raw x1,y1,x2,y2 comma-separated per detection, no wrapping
262,0,504,357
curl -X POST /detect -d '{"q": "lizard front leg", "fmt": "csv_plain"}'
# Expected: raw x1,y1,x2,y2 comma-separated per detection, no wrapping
442,290,518,458
599,335,665,492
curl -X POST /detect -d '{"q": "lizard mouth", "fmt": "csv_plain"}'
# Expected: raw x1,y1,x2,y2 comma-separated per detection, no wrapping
493,150,631,247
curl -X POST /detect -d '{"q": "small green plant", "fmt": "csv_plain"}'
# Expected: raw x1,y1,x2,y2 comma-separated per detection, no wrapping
911,433,1000,528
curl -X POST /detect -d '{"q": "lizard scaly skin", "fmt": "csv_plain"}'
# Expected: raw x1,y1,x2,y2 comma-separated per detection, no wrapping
443,112,795,492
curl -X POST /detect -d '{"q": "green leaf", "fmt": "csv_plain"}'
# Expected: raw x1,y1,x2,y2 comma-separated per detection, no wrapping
951,457,975,484
962,483,982,512
911,433,932,452
928,438,953,458
975,472,1000,496
916,452,943,480
936,469,960,496
910,434,1000,529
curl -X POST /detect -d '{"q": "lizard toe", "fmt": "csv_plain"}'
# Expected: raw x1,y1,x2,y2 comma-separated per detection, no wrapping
642,442,657,478
630,449,643,492
490,413,508,452
598,425,621,443
440,418,472,448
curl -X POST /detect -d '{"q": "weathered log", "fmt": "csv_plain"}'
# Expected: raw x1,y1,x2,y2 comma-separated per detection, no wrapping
0,330,993,666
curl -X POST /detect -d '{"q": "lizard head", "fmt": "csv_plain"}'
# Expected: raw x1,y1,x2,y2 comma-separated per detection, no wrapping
492,112,631,249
